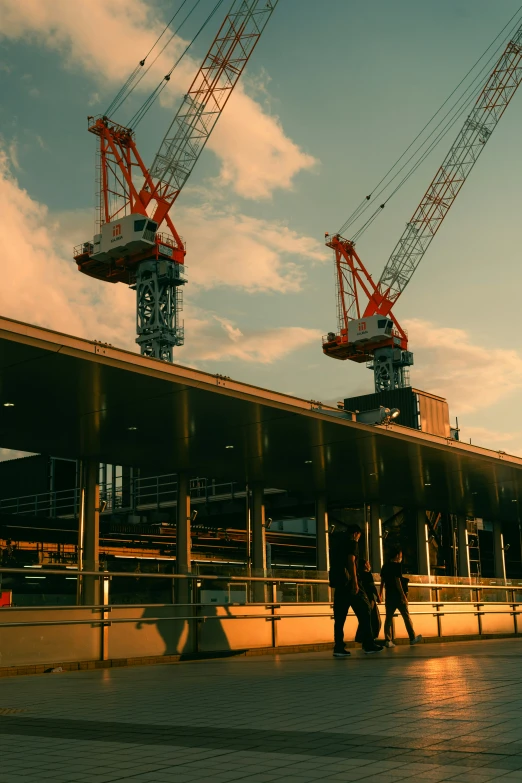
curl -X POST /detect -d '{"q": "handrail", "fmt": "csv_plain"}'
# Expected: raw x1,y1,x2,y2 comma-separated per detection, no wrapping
1,566,520,589
1,604,522,629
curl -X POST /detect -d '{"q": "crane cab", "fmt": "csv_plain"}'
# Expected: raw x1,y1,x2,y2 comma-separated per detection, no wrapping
74,214,186,284
90,215,158,263
323,314,399,361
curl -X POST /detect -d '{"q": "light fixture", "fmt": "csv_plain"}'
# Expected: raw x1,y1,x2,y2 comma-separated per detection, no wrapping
225,445,234,449
128,426,137,431
369,472,377,477
389,408,400,420
304,460,312,464
513,499,518,503
424,482,431,487
3,402,14,407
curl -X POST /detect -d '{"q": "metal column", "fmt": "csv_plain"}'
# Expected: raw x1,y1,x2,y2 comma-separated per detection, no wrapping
493,520,506,580
315,494,329,601
81,459,100,605
416,509,430,576
457,515,470,577
315,494,329,574
369,502,383,572
176,473,192,604
252,484,266,602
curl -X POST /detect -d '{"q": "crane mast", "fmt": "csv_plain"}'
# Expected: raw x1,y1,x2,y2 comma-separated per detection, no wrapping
323,22,522,392
74,0,277,362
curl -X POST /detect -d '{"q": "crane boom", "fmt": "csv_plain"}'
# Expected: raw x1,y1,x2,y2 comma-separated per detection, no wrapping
369,25,522,317
144,0,278,226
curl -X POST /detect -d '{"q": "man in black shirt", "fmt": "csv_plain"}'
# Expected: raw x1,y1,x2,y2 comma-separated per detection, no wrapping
379,548,422,647
329,523,383,657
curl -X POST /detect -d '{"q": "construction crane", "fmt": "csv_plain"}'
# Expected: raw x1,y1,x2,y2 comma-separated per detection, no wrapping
73,0,277,362
323,20,522,393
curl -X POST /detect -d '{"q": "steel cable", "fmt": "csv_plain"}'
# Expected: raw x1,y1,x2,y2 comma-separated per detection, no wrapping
337,6,522,239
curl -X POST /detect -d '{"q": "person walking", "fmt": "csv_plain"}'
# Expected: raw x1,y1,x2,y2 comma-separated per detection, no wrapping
379,547,422,647
329,522,383,657
355,560,381,643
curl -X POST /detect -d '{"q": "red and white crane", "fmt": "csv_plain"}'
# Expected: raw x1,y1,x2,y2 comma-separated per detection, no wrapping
74,0,277,362
323,20,522,392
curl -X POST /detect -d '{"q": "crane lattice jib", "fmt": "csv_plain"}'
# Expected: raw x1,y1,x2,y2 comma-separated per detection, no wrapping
148,0,277,209
370,25,522,315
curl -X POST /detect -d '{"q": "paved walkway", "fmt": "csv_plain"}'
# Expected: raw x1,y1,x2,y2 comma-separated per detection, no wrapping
2,640,522,782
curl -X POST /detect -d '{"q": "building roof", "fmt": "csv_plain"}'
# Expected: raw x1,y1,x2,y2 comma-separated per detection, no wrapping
0,315,521,520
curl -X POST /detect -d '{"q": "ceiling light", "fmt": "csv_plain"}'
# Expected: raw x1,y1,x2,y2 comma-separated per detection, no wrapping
304,460,312,464
369,472,377,476
513,499,518,503
128,426,137,431
3,402,14,407
225,445,234,449
424,483,431,487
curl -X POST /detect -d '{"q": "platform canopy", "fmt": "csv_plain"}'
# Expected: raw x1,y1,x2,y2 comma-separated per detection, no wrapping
0,316,521,521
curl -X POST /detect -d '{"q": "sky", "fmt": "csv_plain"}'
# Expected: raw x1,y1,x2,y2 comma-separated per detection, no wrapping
1,0,522,460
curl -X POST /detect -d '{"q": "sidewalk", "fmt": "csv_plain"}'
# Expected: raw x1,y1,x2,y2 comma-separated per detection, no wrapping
1,639,522,782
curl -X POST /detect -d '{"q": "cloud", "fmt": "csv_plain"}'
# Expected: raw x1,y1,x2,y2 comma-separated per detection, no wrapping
405,318,522,414
180,314,319,364
0,143,320,373
209,88,317,200
464,426,522,457
0,0,316,200
177,199,327,293
0,146,136,348
54,188,326,295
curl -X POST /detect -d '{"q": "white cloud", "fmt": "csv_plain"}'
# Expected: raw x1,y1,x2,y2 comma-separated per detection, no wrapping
208,88,317,200
180,314,319,364
177,200,327,292
0,0,316,200
464,426,522,457
0,144,321,376
54,190,327,295
0,147,136,348
405,318,522,414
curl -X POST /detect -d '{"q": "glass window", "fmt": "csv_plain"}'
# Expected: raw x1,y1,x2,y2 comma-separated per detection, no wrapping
377,319,386,328
146,221,158,232
134,219,146,232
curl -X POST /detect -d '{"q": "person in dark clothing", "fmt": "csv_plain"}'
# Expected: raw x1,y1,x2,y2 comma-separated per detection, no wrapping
379,548,422,647
355,560,381,643
329,523,383,657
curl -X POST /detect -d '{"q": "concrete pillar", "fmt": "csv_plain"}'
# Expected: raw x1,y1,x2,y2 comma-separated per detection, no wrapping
369,503,383,573
457,515,470,577
416,509,430,576
176,473,192,604
82,459,100,605
251,484,266,602
493,520,506,581
315,494,329,601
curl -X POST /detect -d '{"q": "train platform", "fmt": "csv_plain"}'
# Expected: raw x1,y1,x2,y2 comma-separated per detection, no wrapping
1,639,522,782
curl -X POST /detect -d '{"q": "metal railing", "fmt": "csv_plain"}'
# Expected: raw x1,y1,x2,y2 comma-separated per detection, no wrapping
2,569,522,667
0,477,286,519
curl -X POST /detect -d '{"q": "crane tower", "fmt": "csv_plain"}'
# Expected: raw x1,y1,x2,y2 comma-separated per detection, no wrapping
74,0,277,362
